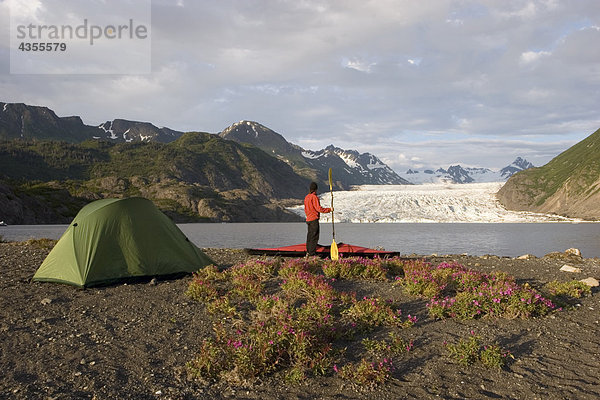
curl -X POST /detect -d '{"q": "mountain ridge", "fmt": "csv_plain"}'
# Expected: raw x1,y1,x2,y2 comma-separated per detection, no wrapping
2,102,406,188
400,158,535,184
0,102,185,144
497,127,600,220
2,102,531,187
219,120,410,189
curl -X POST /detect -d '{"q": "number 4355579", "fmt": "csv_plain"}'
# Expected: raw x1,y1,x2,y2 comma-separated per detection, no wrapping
18,42,67,51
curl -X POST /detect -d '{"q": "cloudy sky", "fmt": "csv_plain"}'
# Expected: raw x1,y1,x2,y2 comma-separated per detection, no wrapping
1,0,599,173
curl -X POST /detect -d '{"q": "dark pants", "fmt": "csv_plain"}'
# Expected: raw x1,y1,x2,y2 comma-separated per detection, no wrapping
306,219,320,256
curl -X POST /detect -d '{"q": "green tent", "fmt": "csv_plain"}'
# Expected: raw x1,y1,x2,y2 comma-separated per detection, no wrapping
33,197,214,287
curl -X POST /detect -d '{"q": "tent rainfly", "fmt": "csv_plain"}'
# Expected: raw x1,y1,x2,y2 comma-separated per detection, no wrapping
33,197,214,287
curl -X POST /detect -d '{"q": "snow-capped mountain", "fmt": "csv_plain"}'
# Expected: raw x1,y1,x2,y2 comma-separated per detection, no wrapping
219,120,410,188
402,158,534,184
219,120,302,156
302,145,410,185
499,157,534,179
96,119,183,143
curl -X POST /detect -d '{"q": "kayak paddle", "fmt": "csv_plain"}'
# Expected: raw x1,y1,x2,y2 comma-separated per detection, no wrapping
328,168,339,260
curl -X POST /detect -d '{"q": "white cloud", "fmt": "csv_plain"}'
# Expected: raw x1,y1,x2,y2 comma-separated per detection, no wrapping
520,50,552,64
445,18,464,26
342,57,377,73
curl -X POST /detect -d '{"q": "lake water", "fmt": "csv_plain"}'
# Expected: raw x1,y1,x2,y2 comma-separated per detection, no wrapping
2,222,599,258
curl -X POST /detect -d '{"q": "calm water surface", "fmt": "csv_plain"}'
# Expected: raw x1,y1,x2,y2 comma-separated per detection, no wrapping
2,222,599,258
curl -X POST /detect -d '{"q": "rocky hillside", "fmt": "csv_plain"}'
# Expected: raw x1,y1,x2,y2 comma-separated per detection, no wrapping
0,102,98,142
220,120,410,188
0,102,183,143
497,128,600,220
0,133,309,224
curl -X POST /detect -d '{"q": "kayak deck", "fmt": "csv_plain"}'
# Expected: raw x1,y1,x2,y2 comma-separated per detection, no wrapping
245,243,398,258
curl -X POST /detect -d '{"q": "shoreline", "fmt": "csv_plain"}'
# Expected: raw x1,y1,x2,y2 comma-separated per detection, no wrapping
3,222,600,259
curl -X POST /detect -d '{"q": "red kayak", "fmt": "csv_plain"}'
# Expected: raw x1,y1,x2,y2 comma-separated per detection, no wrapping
245,243,398,258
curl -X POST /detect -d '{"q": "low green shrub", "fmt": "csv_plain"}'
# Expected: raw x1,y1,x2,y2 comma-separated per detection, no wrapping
335,358,394,386
544,280,591,301
362,332,414,358
322,257,388,280
445,332,513,369
25,238,57,249
342,296,416,332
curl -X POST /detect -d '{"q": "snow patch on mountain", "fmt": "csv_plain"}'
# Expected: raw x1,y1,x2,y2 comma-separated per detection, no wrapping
301,151,320,159
500,157,534,179
288,182,582,223
338,152,359,169
99,121,117,140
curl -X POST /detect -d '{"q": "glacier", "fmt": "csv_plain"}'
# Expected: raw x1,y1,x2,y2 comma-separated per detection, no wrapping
288,182,583,223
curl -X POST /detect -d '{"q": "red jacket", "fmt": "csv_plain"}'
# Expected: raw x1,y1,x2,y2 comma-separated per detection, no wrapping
304,192,331,222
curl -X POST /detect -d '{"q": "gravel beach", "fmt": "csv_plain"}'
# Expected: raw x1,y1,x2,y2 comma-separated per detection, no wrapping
1,241,599,399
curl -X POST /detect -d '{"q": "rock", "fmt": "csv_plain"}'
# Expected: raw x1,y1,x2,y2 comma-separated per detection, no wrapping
40,298,52,305
34,317,44,324
565,248,582,258
517,254,536,260
579,277,599,287
560,265,582,273
149,278,157,286
544,251,583,263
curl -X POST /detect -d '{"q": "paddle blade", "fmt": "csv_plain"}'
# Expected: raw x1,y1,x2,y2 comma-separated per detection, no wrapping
328,167,333,190
330,239,339,260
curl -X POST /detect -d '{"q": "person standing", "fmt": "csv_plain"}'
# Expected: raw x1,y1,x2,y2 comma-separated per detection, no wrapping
304,182,332,256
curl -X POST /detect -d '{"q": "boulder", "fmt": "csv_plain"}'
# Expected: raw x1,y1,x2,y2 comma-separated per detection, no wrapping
544,250,583,263
565,248,582,258
579,277,599,287
560,265,582,273
517,254,536,260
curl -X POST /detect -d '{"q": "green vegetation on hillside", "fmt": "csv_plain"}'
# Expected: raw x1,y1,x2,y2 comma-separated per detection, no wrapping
498,127,600,219
515,128,600,205
0,133,309,223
